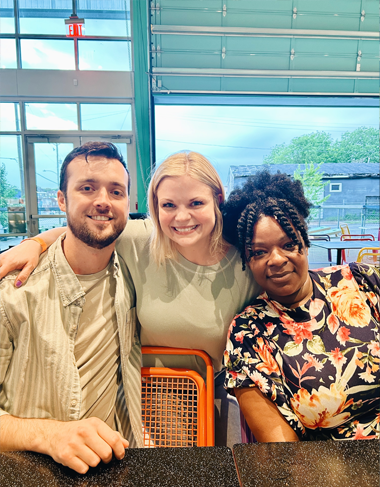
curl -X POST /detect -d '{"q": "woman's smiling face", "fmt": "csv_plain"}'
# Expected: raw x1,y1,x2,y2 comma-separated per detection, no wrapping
247,216,312,307
157,174,217,257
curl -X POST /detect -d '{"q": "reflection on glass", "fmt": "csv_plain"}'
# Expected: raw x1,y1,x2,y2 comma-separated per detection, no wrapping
0,39,17,68
0,103,21,132
78,40,131,70
81,104,132,130
34,142,73,218
19,1,71,35
0,3,15,34
25,103,78,130
78,0,131,36
21,39,75,70
0,135,25,235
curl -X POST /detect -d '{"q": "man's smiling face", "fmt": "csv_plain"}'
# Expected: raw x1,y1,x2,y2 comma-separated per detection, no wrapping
57,155,129,249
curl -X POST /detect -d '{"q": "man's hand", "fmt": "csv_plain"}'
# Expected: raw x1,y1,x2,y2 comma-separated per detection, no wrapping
0,415,129,474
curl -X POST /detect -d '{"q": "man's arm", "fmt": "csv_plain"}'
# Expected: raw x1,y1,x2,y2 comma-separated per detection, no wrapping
235,387,299,442
0,228,64,286
0,415,129,474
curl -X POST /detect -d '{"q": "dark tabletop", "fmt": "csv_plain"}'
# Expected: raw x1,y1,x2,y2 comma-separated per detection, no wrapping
0,446,240,487
233,440,380,487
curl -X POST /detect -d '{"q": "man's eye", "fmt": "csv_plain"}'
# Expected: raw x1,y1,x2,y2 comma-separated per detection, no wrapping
113,190,123,196
82,186,92,191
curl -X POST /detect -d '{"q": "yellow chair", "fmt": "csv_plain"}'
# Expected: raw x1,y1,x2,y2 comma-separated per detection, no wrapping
357,247,380,265
340,224,350,235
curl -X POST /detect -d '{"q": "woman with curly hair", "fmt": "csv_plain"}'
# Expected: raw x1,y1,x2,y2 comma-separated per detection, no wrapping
222,170,380,442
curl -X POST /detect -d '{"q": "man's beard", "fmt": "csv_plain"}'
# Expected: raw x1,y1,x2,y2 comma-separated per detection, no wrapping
66,212,126,250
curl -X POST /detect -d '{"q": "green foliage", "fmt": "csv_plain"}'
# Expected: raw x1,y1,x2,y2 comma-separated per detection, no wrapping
334,127,379,164
293,162,330,219
0,162,17,229
264,132,336,165
264,127,379,165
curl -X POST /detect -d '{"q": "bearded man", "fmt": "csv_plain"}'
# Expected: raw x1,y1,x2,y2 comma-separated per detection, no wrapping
0,142,143,473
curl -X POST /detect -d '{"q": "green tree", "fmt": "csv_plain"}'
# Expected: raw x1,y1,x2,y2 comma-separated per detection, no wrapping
333,127,379,164
0,162,17,229
263,132,336,165
293,162,330,219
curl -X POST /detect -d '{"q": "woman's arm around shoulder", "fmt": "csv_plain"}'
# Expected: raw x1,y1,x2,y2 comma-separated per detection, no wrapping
0,227,64,287
235,387,299,443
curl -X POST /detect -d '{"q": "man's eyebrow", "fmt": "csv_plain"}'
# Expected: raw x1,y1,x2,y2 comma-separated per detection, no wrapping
75,178,126,188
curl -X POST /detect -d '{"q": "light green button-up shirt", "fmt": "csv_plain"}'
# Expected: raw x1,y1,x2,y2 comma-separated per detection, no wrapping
0,235,143,448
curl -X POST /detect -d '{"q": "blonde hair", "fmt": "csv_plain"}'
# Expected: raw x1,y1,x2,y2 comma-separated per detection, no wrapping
148,151,225,266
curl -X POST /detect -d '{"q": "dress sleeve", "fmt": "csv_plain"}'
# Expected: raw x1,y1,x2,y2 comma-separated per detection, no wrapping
223,308,305,438
349,262,380,317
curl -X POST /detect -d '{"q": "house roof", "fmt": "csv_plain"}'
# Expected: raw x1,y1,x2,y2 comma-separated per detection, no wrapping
229,163,379,178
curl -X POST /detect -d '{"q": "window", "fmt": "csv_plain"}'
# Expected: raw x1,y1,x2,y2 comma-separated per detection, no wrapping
25,103,78,130
80,104,132,131
0,103,21,131
21,39,75,70
0,39,17,68
78,40,131,71
330,183,342,192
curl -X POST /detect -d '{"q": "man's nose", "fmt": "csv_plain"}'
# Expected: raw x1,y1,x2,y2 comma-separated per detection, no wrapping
94,188,111,208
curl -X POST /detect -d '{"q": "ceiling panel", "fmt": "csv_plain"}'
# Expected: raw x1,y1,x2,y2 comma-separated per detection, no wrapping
150,0,379,95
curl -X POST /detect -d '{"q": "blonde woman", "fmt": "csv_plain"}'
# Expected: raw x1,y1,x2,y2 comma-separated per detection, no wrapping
0,151,260,447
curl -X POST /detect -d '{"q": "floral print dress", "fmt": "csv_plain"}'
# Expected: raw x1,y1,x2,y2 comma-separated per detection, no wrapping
224,263,380,440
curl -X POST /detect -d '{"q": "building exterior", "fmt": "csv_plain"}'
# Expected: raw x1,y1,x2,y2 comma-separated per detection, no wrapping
227,163,379,221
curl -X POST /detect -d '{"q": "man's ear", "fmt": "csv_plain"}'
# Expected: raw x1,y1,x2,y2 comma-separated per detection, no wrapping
57,190,67,213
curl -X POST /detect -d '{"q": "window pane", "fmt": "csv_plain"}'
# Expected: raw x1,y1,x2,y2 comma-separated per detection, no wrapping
0,135,25,236
19,0,71,35
78,0,131,36
0,39,17,69
0,1,15,33
25,103,78,130
0,103,21,131
33,142,72,220
78,40,131,71
80,104,132,130
21,39,75,70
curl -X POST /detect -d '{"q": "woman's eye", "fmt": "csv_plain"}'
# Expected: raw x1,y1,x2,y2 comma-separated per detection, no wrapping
162,202,175,208
191,200,203,207
284,242,296,250
251,250,265,257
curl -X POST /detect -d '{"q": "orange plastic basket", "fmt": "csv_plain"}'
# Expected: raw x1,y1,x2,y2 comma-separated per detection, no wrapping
141,347,214,448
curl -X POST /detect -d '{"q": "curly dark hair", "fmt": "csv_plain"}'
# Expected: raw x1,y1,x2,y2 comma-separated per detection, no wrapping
222,170,312,270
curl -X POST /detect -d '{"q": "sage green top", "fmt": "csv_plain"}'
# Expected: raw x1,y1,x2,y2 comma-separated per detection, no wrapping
116,220,260,375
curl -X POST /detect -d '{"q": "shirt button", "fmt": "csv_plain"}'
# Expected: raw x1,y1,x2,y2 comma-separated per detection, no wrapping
71,399,77,407
71,324,76,331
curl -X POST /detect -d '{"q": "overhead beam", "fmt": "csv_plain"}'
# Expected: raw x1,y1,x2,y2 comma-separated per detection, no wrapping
152,68,378,79
151,25,379,40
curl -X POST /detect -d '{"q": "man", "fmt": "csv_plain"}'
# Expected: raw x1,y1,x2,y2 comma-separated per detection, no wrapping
0,142,143,473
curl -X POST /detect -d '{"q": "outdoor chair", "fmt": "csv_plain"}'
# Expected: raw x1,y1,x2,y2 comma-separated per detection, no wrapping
340,234,375,264
357,247,380,266
308,234,332,267
340,224,350,236
141,347,214,448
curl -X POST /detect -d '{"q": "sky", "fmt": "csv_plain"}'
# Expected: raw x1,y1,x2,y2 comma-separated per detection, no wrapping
155,105,379,185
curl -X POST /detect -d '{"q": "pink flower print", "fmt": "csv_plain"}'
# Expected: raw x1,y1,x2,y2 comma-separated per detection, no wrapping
280,315,320,345
358,366,376,383
234,330,245,344
327,313,340,334
309,299,325,319
337,326,351,346
352,425,377,440
368,340,380,358
302,353,323,372
328,348,347,369
265,322,276,335
341,266,353,280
